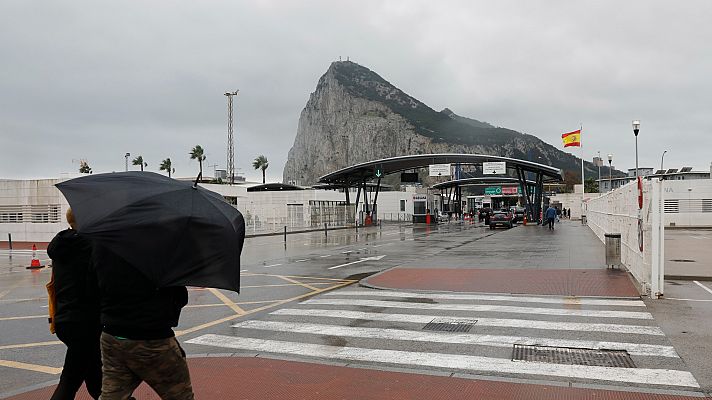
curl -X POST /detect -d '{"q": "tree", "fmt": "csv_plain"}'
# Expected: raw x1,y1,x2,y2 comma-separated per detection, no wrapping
159,158,174,178
252,155,269,184
79,160,92,174
189,145,206,176
132,155,147,171
584,177,599,193
562,170,580,193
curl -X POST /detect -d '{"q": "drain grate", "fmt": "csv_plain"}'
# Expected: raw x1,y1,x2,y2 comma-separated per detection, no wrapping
512,344,635,368
423,318,477,333
670,259,696,263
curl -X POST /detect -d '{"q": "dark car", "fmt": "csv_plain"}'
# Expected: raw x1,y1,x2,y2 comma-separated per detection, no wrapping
510,206,525,222
489,211,513,229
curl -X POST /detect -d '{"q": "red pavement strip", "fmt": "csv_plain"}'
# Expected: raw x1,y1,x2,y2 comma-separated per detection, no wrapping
5,357,701,400
0,242,49,250
363,268,641,297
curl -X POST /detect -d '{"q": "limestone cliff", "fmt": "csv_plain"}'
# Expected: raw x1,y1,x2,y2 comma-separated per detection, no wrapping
283,61,601,186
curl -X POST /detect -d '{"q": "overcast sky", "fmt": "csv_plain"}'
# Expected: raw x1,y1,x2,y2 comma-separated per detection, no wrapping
2,1,710,182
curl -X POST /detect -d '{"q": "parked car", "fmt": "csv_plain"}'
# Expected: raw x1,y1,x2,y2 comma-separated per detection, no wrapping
509,206,526,223
489,211,514,229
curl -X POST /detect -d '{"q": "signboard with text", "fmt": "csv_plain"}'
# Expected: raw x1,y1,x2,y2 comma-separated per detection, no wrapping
485,187,502,195
429,164,451,177
482,162,506,175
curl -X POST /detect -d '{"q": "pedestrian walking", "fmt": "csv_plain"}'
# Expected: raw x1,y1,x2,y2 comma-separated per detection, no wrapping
545,205,557,230
93,244,194,400
47,208,102,400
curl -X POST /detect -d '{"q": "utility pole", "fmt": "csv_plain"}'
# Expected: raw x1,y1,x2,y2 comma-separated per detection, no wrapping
224,90,239,184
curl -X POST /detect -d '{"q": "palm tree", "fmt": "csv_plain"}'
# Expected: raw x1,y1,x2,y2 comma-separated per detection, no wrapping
132,155,148,171
78,160,92,174
252,155,269,184
189,145,206,176
159,158,174,178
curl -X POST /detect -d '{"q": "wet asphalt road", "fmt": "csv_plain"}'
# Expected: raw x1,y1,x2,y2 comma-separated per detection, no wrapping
0,222,491,395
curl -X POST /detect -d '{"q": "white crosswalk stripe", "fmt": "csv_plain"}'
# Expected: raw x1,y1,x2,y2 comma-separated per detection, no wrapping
271,309,665,335
326,290,646,307
231,320,677,357
187,335,698,388
303,299,654,319
186,290,699,389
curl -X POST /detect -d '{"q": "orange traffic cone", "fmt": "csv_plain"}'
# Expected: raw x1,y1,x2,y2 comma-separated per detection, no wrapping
27,244,44,269
523,216,528,226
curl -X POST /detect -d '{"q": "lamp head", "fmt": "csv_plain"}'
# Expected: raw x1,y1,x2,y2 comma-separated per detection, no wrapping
125,152,130,157
607,154,613,162
632,120,640,136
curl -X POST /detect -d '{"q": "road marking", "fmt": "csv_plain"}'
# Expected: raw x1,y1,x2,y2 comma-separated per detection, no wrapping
242,273,356,282
326,290,646,307
271,309,665,336
0,359,61,375
0,297,47,303
693,281,712,296
294,259,309,263
303,299,654,319
0,340,61,350
240,269,248,272
174,279,356,337
328,255,386,270
319,255,332,258
262,264,282,268
276,275,320,292
664,297,712,302
233,320,676,357
0,315,46,321
186,335,699,388
208,288,246,315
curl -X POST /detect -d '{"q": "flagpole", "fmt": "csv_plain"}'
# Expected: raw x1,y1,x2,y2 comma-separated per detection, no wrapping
580,124,585,216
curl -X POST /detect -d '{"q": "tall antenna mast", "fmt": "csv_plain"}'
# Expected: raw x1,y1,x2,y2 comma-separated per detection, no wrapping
224,90,239,184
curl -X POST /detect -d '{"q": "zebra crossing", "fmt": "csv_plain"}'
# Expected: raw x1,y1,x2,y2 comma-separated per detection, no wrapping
186,288,701,391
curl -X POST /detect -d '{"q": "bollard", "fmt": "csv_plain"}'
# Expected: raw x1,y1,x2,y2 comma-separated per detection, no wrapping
283,226,287,242
324,223,328,237
7,233,11,251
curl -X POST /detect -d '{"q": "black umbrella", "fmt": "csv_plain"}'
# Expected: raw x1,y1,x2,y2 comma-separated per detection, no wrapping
56,171,245,292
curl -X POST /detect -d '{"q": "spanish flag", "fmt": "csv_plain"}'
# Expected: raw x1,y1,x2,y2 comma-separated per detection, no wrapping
562,129,581,147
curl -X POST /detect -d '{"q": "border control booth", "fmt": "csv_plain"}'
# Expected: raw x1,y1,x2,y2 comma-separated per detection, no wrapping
317,154,563,225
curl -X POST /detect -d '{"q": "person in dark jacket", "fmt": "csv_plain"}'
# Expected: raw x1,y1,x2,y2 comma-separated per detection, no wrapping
47,208,102,400
92,243,194,400
545,206,558,230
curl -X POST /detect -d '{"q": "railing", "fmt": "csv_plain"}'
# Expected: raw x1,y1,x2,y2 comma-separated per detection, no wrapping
585,179,664,296
377,213,413,222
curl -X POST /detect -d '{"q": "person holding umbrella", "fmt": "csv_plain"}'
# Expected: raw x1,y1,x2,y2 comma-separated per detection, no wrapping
92,244,193,399
57,172,246,400
47,208,102,400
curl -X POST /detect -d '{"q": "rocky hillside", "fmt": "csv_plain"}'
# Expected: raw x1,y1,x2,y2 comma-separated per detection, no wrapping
283,61,607,185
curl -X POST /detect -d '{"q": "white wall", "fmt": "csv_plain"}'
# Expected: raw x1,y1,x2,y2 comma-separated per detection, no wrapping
0,178,69,243
585,179,665,296
660,179,712,227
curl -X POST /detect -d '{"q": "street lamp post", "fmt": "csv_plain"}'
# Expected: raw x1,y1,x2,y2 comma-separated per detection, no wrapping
597,150,602,193
607,154,613,191
661,150,668,172
125,152,130,172
632,120,640,178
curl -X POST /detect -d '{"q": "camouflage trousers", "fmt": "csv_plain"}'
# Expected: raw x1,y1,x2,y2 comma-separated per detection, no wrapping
99,332,194,400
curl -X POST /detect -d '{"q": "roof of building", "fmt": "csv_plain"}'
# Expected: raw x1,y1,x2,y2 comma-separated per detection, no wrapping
318,154,563,186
